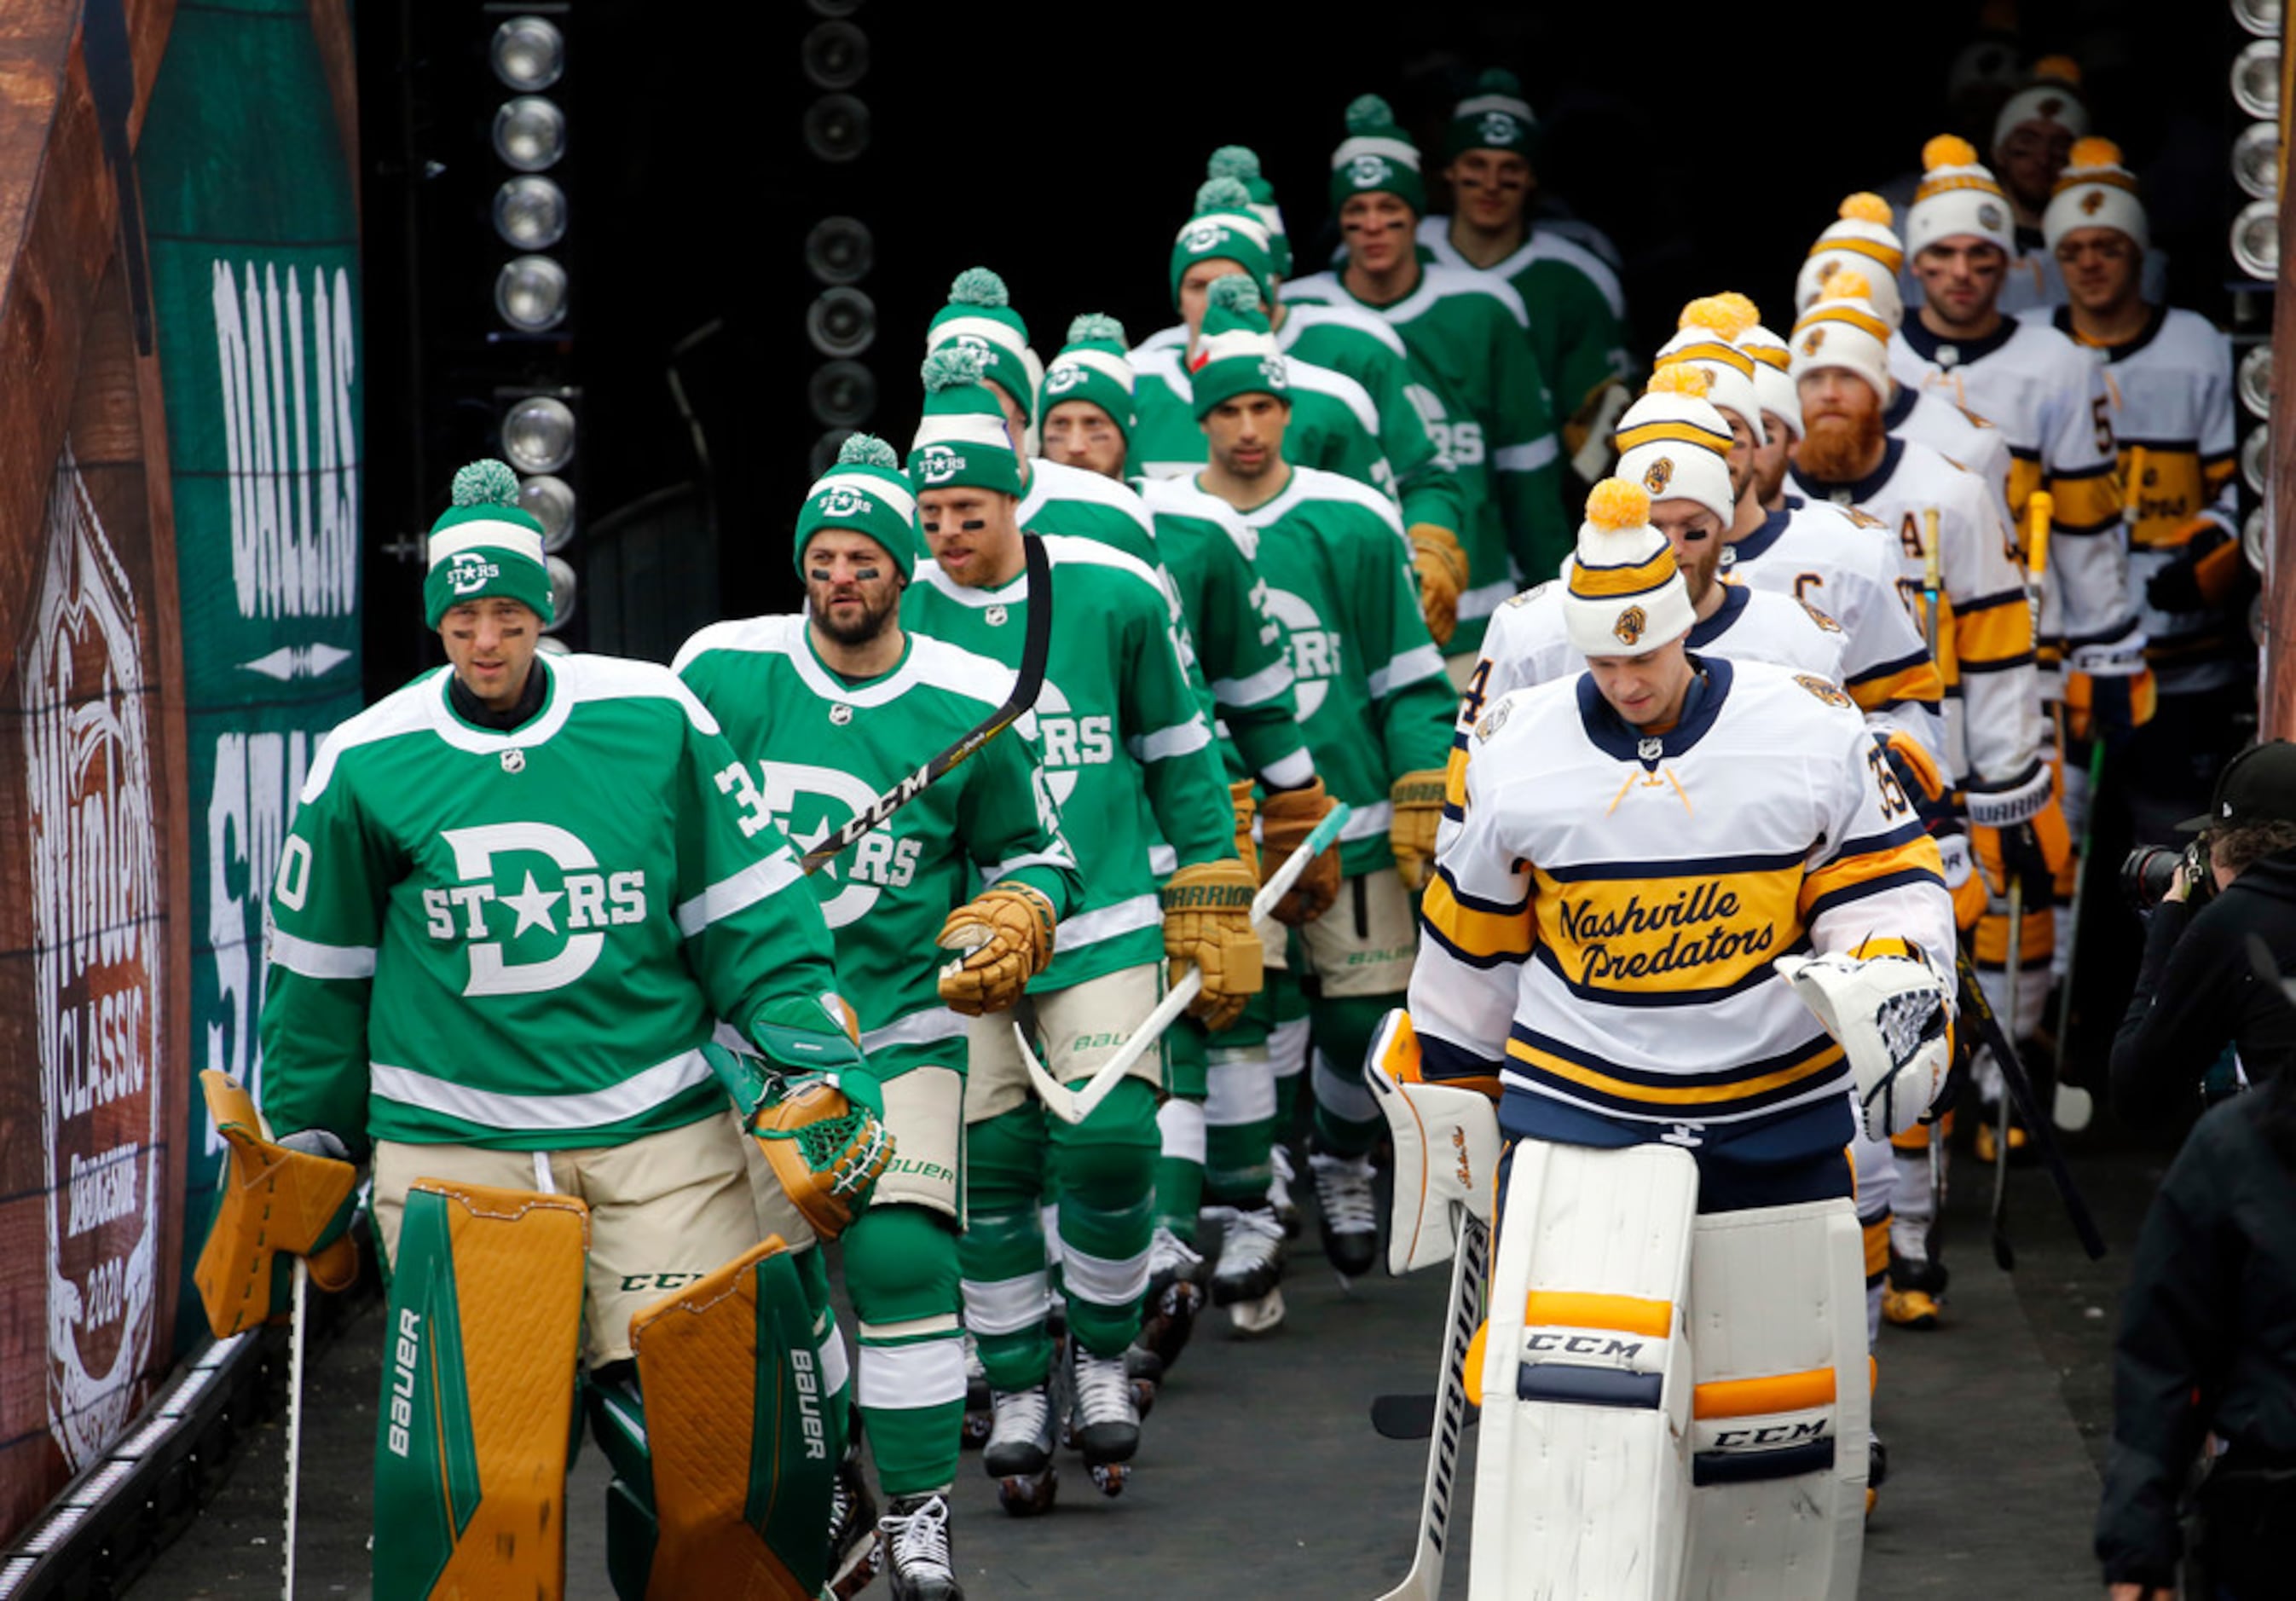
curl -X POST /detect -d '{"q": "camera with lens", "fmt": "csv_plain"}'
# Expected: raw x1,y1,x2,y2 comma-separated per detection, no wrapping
2122,837,2213,910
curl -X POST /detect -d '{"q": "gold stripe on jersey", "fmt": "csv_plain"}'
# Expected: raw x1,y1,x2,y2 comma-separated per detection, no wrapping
1570,546,1680,601
1530,857,1803,1002
2204,451,2236,496
2048,460,2124,535
2120,444,2210,548
1846,650,1947,713
1663,339,1755,379
1797,824,1946,922
2006,454,2044,517
1952,588,2035,671
1507,1028,1846,1110
1616,418,1734,455
1423,866,1535,968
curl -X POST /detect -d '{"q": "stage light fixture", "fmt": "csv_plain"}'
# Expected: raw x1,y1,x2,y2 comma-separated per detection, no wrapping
2247,505,2272,573
809,361,876,427
2232,38,2281,118
2233,199,2280,280
2234,121,2281,200
803,21,869,90
807,286,876,357
504,396,577,473
809,430,857,477
802,95,870,162
2232,0,2282,36
521,474,577,551
495,255,569,332
806,217,873,285
493,95,567,172
546,555,579,629
494,176,567,250
2240,344,2273,418
491,17,564,91
2241,424,2271,494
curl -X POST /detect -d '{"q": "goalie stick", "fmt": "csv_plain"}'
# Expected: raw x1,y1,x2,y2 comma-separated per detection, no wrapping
800,532,1050,876
1955,947,2107,1263
1371,1209,1488,1601
1020,802,1351,1124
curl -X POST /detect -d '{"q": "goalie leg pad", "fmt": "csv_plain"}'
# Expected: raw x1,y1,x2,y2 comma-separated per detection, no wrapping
1684,1198,1871,1601
371,1181,589,1601
630,1238,831,1601
1469,1140,1698,1601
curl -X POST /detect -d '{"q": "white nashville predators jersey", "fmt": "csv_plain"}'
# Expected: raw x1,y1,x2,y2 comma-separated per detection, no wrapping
2024,303,2241,694
1890,318,2139,673
1789,438,2049,826
1885,382,2014,533
1413,656,1955,1152
1716,498,1946,766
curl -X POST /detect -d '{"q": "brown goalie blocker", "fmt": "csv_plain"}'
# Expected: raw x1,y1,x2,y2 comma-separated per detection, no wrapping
192,1071,360,1337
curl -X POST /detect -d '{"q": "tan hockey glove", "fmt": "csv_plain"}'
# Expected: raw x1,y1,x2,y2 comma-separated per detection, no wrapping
1162,858,1264,1032
1229,779,1262,883
936,881,1058,1016
1389,769,1449,890
1258,777,1342,926
1407,523,1469,649
193,1071,361,1338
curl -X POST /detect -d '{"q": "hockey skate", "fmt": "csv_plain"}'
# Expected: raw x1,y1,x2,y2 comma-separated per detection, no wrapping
1307,1145,1380,1277
1210,1202,1287,1330
959,1330,990,1450
1268,1143,1302,1238
1065,1342,1139,1498
1883,1247,1946,1330
878,1491,963,1601
1123,1342,1161,1418
1135,1223,1207,1379
827,1437,884,1598
1867,1430,1889,1517
983,1384,1058,1516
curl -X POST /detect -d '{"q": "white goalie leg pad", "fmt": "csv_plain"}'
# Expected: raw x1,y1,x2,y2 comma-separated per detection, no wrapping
1365,1010,1501,1275
1469,1140,1697,1601
1684,1198,1869,1601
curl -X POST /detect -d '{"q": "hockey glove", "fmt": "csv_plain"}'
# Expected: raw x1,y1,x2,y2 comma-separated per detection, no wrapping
1389,768,1449,891
2143,517,2241,616
1162,858,1264,1032
192,1071,361,1338
1970,799,2071,898
715,1002,892,1241
1879,730,1954,834
1406,523,1469,649
2064,666,2156,746
1775,951,1950,1143
1229,779,1261,884
1258,777,1342,926
936,882,1058,1017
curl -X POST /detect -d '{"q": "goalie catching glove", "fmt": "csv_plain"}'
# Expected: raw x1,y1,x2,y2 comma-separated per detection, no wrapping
1407,523,1469,648
1162,858,1264,1031
936,881,1057,1015
1774,950,1952,1143
192,1071,361,1338
708,994,894,1240
1259,777,1341,925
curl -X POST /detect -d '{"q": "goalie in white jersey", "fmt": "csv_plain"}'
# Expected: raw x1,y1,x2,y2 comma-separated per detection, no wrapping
1383,477,1955,1598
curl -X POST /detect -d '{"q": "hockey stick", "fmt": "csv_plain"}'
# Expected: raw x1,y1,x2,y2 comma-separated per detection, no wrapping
1918,506,1949,1262
1991,880,2023,1269
1373,1209,1488,1601
2051,737,2108,1132
1021,803,1351,1124
282,1257,307,1599
1954,947,2108,1261
801,533,1050,876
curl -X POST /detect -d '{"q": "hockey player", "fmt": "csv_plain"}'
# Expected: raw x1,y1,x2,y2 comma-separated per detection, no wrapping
1397,477,1956,1597
1789,280,2061,1328
900,346,1260,1510
1148,276,1455,1287
675,436,1085,1598
235,461,883,1598
1038,315,1341,1369
1129,166,1474,647
1416,68,1633,483
1285,94,1572,671
2029,139,2244,841
1455,366,1848,722
1740,318,1803,513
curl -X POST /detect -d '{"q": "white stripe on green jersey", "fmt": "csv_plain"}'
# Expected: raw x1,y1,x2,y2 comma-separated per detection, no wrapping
259,652,842,1151
1416,214,1633,419
904,535,1236,990
674,616,1081,1076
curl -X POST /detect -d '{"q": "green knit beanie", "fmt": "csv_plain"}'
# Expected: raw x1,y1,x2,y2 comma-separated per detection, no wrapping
795,433,917,581
1171,176,1277,312
1189,275,1289,419
1041,314,1136,438
424,459,554,627
923,267,1036,423
908,345,1025,497
1208,145,1291,277
1329,93,1426,215
1443,68,1541,164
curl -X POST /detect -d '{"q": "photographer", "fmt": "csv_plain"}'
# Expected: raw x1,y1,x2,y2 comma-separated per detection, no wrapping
2109,742,2296,1128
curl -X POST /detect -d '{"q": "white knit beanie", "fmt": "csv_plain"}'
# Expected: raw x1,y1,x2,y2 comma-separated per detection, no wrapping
1906,135,2015,257
1613,366,1737,523
1789,274,1894,406
1795,194,1906,328
1562,479,1696,658
1653,297,1766,448
1739,324,1802,440
1991,57,2089,155
2041,137,2149,254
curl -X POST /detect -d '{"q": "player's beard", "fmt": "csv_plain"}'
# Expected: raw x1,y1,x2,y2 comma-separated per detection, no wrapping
812,583,900,647
1796,409,1884,483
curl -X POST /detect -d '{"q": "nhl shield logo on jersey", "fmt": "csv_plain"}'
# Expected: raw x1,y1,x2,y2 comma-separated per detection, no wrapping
829,703,853,726
500,748,526,773
985,604,1009,627
1613,606,1648,646
1641,457,1674,495
1793,673,1856,710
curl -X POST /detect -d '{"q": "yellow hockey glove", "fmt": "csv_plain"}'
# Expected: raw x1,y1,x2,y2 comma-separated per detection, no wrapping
1259,777,1342,926
1407,523,1469,648
1161,858,1264,1031
1389,768,1449,890
1229,779,1261,884
193,1072,361,1338
936,882,1058,1016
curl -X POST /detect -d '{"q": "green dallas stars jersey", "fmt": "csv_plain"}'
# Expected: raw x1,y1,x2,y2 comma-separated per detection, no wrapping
1131,301,1468,549
1126,344,1391,498
1135,477,1314,792
904,535,1236,991
1416,216,1633,427
257,653,841,1153
674,618,1081,1077
1156,467,1455,875
1018,455,1160,565
1283,263,1572,655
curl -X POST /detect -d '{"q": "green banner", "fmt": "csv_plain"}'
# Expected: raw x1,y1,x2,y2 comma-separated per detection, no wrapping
136,0,364,1350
